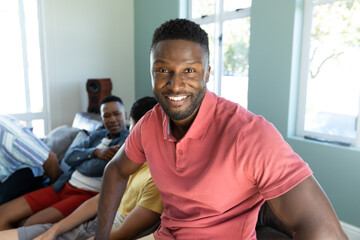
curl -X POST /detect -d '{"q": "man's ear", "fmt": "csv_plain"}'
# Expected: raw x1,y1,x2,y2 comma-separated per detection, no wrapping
205,65,211,83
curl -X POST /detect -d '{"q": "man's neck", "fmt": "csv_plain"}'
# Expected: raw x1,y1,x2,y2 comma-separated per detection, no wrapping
107,131,121,139
171,121,191,141
170,109,199,141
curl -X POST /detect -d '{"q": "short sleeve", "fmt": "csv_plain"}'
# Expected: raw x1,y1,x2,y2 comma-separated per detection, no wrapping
125,116,147,164
240,116,312,200
13,129,50,166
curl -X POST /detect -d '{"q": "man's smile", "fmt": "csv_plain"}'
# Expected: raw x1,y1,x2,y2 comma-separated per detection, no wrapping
167,95,188,101
164,95,191,108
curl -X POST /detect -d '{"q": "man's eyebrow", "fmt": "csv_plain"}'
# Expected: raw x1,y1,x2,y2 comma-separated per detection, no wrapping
153,60,202,65
184,61,202,65
153,60,168,65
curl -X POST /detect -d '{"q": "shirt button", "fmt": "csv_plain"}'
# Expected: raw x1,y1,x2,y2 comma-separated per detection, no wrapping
77,157,80,160
177,150,183,155
88,154,91,158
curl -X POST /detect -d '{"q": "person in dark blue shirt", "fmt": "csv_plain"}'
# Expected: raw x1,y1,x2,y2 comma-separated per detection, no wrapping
0,95,129,230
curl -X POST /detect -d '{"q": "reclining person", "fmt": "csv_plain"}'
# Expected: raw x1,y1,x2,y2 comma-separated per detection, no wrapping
0,115,60,205
0,96,162,240
0,95,129,230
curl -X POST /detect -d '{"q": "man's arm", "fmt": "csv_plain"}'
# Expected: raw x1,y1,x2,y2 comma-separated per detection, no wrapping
62,135,96,168
42,151,60,183
63,132,121,177
93,146,120,162
74,145,120,177
95,145,143,240
33,195,99,240
267,175,348,240
61,133,106,177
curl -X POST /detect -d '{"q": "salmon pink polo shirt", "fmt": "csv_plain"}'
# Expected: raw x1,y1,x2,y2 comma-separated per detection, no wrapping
125,90,312,240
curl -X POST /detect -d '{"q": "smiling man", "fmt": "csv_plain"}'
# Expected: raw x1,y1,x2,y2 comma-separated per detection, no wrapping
0,95,129,230
95,19,347,240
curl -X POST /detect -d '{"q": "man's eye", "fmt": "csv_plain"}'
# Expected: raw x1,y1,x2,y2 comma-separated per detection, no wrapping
157,68,168,73
184,68,195,73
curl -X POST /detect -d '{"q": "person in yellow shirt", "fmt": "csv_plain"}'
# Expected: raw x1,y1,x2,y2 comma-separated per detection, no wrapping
0,96,162,240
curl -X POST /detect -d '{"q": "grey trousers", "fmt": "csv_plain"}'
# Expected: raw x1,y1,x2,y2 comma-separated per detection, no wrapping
18,217,97,240
17,216,160,240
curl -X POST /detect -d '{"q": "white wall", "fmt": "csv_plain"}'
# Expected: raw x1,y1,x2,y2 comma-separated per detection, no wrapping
41,0,135,131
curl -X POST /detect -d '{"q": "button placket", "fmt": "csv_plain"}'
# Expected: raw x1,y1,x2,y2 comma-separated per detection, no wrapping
175,143,186,171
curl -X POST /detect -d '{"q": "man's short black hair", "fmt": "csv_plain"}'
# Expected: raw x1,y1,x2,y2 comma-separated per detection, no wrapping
100,95,123,105
130,96,158,123
151,18,209,59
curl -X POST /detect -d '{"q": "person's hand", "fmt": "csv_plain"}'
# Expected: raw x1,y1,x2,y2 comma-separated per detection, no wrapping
93,145,120,162
87,237,94,240
33,229,58,240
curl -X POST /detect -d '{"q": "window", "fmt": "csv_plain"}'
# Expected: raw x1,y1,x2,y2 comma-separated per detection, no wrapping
297,0,360,148
188,0,252,108
0,0,48,137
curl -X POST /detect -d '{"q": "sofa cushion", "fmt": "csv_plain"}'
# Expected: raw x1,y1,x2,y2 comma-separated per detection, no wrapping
72,112,103,132
43,125,80,163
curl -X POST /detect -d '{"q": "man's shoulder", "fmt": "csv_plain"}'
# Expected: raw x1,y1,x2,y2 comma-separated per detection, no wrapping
215,96,256,124
90,129,130,140
0,115,25,134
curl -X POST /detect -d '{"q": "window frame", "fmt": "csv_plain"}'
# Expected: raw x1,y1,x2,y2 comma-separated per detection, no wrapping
188,0,251,100
296,0,360,148
4,0,49,136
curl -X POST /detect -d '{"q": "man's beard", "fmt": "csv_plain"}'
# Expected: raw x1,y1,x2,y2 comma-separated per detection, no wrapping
153,86,206,121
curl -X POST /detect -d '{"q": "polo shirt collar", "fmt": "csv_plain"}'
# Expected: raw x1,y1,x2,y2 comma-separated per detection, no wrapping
162,89,217,141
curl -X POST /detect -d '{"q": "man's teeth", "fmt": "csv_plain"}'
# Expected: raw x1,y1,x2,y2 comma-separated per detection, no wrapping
168,96,187,101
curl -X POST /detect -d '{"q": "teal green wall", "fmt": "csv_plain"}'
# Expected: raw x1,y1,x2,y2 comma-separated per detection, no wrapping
134,0,180,99
134,0,360,227
249,0,360,226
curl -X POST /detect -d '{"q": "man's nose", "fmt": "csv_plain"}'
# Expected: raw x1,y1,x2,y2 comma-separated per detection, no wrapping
108,115,116,122
167,73,184,92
